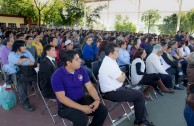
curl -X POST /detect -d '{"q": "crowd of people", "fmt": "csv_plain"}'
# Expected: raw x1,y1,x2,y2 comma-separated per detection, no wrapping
0,28,194,126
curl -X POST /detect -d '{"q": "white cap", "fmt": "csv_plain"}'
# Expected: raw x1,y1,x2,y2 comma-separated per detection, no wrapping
65,40,72,46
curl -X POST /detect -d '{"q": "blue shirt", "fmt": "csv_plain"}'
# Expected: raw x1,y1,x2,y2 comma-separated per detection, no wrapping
7,50,35,74
82,42,98,60
51,66,90,104
117,48,130,66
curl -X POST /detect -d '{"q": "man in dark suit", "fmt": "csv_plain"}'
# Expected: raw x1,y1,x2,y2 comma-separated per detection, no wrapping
39,45,58,99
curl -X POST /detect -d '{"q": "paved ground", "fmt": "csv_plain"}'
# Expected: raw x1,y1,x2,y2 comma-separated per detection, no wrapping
0,75,187,126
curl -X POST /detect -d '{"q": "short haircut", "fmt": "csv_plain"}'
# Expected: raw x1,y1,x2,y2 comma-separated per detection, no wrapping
25,35,33,40
118,41,125,47
16,33,23,39
60,50,78,66
48,37,56,43
5,31,12,38
12,40,25,52
43,44,55,55
105,43,118,56
152,44,162,54
161,41,167,47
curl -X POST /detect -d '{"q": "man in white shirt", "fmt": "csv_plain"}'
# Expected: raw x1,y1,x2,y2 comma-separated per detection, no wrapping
99,43,154,126
146,44,174,91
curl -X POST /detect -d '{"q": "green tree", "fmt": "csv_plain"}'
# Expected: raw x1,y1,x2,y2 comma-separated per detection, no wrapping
158,13,177,35
86,5,107,28
141,9,161,33
185,9,194,34
114,14,136,32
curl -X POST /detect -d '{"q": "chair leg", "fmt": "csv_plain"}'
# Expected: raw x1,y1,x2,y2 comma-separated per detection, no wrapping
153,90,158,99
127,102,134,114
62,118,67,126
121,103,130,121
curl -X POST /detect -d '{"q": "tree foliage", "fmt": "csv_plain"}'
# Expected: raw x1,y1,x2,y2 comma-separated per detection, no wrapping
158,9,194,35
114,14,136,32
141,9,161,33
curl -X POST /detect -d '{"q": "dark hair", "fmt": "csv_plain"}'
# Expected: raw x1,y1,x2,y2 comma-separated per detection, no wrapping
105,43,118,56
12,40,25,52
25,35,33,40
5,31,13,38
98,40,108,56
118,41,125,47
16,33,23,39
43,45,55,55
48,37,56,43
133,48,144,59
180,41,185,46
60,50,78,66
161,41,167,47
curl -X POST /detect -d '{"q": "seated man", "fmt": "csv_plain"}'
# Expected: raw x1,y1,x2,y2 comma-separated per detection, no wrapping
98,43,154,126
8,40,36,112
146,44,174,92
51,50,108,126
39,45,58,99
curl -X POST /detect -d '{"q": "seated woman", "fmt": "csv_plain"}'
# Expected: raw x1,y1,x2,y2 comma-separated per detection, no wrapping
97,40,108,62
130,40,140,60
179,41,190,57
117,41,130,66
82,37,99,68
131,48,174,100
184,52,194,126
8,40,36,112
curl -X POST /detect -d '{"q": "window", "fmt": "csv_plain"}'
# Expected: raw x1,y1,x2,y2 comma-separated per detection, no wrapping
0,22,6,29
8,23,16,28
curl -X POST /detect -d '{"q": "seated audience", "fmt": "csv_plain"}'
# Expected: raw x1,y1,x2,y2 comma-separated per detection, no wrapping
146,44,174,91
99,43,154,126
39,45,58,99
117,41,130,66
51,50,108,126
82,37,99,68
8,40,35,112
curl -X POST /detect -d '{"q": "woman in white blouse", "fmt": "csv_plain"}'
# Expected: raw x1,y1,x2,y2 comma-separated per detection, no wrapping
131,48,174,100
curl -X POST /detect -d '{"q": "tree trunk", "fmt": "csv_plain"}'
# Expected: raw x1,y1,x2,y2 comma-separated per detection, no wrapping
39,10,41,29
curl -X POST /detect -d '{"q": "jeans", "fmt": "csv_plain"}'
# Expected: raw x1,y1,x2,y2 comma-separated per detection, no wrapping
184,104,194,126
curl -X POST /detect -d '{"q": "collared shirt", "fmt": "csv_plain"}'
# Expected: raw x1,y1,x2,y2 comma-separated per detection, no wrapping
46,55,56,67
117,48,130,66
146,53,168,75
98,56,123,93
7,50,35,74
0,46,11,65
51,66,90,104
179,46,190,57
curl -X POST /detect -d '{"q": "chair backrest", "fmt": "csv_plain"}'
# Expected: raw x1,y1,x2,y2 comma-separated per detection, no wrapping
91,61,101,81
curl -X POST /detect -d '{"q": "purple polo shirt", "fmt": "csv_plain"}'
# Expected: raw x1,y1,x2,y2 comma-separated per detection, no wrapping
51,66,90,104
0,46,11,65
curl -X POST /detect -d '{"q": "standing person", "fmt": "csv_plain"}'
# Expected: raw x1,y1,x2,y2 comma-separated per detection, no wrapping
51,50,108,126
184,52,194,126
39,45,57,99
98,43,154,126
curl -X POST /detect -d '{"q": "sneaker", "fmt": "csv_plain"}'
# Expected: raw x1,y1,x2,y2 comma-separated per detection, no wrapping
174,84,184,90
22,104,35,112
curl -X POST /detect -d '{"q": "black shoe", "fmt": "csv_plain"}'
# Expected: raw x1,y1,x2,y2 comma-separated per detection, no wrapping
22,104,35,112
134,120,155,126
156,89,164,96
174,85,184,90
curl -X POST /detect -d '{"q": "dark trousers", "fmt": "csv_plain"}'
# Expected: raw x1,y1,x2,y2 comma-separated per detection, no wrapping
180,60,188,75
139,73,160,87
159,74,173,88
58,95,108,126
103,87,147,122
12,74,30,105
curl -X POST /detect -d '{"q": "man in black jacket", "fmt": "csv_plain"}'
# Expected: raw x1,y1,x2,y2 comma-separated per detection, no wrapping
160,42,184,90
39,45,58,99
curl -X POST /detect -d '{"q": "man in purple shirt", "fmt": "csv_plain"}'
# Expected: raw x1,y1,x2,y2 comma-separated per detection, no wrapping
51,50,107,126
